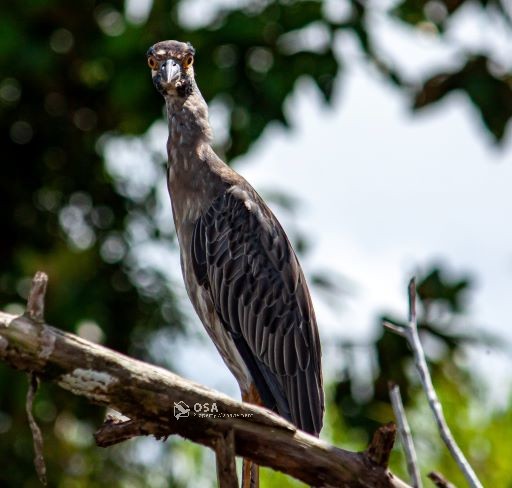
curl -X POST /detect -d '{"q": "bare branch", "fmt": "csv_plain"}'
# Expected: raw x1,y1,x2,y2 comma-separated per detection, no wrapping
385,278,483,488
389,383,422,488
24,273,49,485
365,422,396,468
427,471,456,488
25,271,48,323
0,307,411,488
215,429,238,488
383,321,407,337
26,373,47,485
95,418,154,447
408,278,416,324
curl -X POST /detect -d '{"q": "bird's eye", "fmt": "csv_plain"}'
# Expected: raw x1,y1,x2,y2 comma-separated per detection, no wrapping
183,55,194,68
147,56,158,70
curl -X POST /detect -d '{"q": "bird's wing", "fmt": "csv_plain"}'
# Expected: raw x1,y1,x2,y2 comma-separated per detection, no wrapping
191,185,324,435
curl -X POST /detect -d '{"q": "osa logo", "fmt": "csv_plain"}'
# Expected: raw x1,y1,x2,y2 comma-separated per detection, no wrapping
174,401,190,419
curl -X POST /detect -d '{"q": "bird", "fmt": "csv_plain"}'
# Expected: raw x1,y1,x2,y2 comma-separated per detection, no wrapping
146,40,324,487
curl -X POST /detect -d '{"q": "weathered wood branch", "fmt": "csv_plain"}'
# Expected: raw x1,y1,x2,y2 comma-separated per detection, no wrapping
0,276,411,487
365,422,396,468
214,428,238,488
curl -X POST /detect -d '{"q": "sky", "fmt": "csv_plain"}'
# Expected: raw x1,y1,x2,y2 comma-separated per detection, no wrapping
107,1,512,409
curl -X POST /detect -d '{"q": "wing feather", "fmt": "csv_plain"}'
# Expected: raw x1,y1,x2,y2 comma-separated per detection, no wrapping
191,186,324,435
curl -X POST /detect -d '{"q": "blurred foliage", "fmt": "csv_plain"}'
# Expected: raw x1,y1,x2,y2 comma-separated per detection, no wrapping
414,55,512,141
0,0,511,486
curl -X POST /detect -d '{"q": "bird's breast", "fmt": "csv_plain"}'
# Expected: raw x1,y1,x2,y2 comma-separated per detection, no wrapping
165,175,253,392
178,235,253,391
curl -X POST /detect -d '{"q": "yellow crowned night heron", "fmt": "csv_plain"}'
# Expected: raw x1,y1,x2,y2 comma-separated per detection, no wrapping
147,40,324,488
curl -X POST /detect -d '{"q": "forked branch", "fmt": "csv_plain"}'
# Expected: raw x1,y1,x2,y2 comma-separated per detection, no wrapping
384,278,483,488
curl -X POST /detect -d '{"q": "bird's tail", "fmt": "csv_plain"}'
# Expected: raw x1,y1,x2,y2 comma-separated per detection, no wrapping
242,458,259,488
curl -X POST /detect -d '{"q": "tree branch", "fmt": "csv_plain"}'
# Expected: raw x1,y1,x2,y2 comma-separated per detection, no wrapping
25,271,47,323
365,422,396,468
427,471,456,488
24,271,49,485
0,301,411,488
215,428,238,488
384,278,483,488
389,383,422,488
94,418,154,447
26,373,47,486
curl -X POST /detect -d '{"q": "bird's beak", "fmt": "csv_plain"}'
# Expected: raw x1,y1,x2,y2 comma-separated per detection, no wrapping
162,59,180,84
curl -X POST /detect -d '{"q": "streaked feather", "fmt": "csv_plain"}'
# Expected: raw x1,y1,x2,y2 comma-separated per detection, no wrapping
191,185,324,435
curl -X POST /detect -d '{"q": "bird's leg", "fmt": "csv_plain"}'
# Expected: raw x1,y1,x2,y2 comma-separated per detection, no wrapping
242,459,259,488
241,385,263,488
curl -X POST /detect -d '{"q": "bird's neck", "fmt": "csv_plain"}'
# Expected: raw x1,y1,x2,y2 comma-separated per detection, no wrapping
165,88,213,169
164,88,231,226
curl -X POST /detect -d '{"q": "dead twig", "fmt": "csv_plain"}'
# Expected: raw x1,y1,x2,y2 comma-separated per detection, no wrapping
215,429,238,488
389,383,422,488
24,272,49,485
25,271,48,323
95,418,153,447
26,374,47,485
427,471,456,488
384,278,483,488
365,422,396,468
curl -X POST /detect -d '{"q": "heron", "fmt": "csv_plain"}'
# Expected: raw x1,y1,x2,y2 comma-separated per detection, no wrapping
146,40,324,488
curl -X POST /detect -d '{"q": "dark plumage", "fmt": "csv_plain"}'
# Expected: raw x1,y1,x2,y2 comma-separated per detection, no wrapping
193,188,323,434
147,40,324,443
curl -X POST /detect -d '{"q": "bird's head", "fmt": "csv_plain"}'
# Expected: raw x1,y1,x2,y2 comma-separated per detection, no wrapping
146,40,196,98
